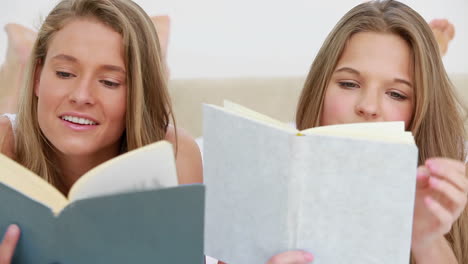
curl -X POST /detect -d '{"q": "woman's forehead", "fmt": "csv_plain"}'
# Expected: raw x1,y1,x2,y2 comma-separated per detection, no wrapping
335,32,413,81
46,18,125,69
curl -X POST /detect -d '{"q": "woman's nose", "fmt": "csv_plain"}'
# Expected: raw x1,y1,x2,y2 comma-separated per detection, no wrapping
355,90,379,119
68,78,95,106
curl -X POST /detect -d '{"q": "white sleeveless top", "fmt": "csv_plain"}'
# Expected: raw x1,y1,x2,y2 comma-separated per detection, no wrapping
2,113,17,138
2,113,16,126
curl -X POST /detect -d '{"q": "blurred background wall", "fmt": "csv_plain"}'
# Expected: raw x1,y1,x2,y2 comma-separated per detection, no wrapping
0,0,466,79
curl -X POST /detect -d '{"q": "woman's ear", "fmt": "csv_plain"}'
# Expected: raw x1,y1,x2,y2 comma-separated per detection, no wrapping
33,62,43,97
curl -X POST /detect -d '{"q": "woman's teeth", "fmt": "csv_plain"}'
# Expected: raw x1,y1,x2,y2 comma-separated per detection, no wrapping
61,116,97,125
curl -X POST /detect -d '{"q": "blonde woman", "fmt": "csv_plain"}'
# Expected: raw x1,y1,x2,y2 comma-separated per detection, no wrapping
263,1,468,264
0,0,202,262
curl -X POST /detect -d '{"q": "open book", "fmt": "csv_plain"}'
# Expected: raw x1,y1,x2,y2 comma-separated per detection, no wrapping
203,101,418,264
0,141,205,264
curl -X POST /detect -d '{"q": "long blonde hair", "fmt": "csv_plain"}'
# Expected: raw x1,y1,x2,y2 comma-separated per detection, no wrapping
295,0,467,263
15,0,174,192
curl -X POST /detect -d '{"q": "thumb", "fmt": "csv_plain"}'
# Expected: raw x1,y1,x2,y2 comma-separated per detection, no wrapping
266,250,314,264
416,166,430,189
0,225,20,264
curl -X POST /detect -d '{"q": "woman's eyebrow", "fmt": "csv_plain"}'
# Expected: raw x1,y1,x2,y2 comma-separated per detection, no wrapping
51,54,125,74
335,67,360,76
394,78,413,88
336,66,412,88
99,64,126,74
51,54,78,63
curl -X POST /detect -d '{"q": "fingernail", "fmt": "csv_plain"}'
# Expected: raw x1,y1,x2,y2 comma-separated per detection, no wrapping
6,225,19,238
303,252,314,262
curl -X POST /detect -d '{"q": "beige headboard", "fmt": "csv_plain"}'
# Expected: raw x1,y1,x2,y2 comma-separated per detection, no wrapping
169,74,468,138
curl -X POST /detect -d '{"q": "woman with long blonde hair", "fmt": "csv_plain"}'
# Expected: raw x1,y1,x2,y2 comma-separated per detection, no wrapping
0,0,202,261
266,1,468,263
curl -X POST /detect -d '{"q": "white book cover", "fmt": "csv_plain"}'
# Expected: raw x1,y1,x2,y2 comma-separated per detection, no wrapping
203,102,418,264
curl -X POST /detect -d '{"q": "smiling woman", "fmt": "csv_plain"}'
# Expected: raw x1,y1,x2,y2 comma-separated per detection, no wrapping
34,18,128,184
0,0,202,262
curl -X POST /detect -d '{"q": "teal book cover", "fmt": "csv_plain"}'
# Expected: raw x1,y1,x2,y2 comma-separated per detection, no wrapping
0,183,205,264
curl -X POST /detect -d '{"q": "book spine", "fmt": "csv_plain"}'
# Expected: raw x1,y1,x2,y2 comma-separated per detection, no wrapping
287,137,304,249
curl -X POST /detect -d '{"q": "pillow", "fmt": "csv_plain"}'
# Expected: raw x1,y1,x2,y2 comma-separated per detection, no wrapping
0,16,171,114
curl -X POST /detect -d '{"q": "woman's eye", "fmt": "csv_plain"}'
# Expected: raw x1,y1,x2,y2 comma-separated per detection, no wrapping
387,91,407,100
56,71,73,78
100,80,120,88
338,82,359,89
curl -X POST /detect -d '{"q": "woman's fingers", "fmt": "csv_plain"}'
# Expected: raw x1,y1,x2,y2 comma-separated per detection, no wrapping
416,166,430,189
424,196,453,234
0,225,20,264
425,158,467,192
427,158,465,175
429,176,467,217
266,251,314,264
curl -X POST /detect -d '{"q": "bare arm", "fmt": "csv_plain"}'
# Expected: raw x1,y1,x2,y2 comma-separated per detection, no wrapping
0,116,15,159
412,237,457,263
165,126,203,185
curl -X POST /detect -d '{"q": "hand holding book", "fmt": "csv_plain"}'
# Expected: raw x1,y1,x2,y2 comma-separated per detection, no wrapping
262,158,468,264
204,101,418,264
265,250,314,264
217,250,315,264
0,141,205,264
411,158,467,255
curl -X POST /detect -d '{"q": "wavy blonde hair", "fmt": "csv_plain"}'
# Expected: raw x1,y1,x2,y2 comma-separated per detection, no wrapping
295,0,467,263
15,0,174,193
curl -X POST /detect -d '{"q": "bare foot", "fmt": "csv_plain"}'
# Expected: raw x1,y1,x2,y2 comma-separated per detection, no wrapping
429,18,455,56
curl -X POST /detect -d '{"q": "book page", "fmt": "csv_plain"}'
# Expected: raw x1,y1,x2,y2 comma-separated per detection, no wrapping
68,141,178,202
301,121,404,133
223,100,298,134
223,101,413,144
300,122,414,144
0,154,67,213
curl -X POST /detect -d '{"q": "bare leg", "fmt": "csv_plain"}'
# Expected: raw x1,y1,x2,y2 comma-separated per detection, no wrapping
0,24,36,114
429,18,455,56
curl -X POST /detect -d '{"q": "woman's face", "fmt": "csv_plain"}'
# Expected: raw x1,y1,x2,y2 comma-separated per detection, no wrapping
320,32,414,129
35,18,127,158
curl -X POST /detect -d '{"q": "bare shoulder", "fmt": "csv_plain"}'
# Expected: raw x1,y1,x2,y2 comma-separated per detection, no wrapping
0,116,15,158
165,125,203,185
